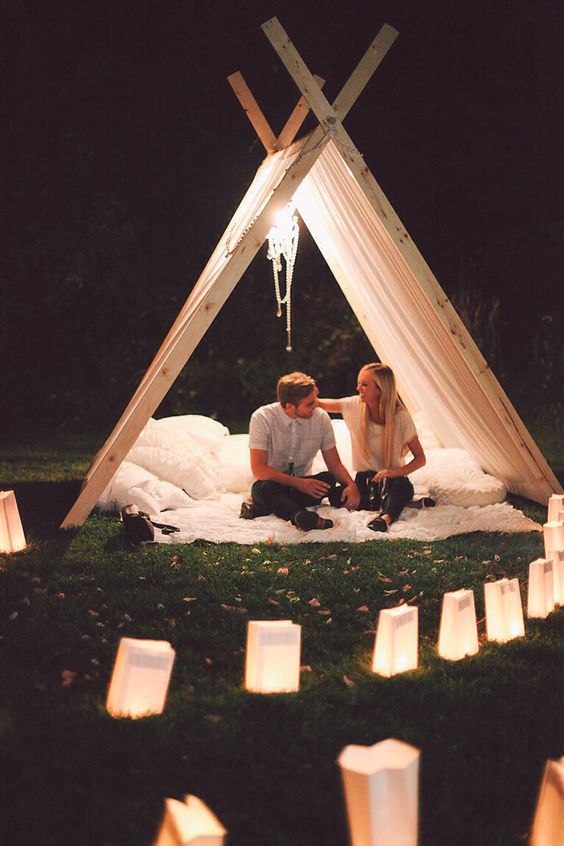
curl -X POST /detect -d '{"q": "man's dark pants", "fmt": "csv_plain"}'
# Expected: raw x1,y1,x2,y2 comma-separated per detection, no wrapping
251,472,337,522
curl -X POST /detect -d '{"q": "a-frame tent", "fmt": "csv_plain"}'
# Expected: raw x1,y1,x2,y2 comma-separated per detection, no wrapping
62,18,561,528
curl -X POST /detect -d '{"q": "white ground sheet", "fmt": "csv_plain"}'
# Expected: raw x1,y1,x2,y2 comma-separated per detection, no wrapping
97,414,541,544
152,496,540,545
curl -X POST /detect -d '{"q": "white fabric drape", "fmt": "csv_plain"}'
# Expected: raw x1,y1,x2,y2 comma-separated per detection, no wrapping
296,141,556,504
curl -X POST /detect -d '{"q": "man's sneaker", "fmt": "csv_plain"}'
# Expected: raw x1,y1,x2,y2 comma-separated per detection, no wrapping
239,500,258,520
293,510,334,532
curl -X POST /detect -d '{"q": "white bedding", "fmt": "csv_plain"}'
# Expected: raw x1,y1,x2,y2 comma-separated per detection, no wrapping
97,414,541,542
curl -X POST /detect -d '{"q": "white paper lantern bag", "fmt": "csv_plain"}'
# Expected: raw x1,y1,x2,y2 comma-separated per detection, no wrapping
438,589,479,660
244,620,301,693
338,738,420,846
106,637,175,718
527,559,555,619
372,606,418,677
153,795,227,846
547,494,564,523
484,578,525,642
530,757,564,846
0,490,26,554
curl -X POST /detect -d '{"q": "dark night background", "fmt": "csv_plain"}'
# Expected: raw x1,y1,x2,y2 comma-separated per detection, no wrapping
2,0,562,436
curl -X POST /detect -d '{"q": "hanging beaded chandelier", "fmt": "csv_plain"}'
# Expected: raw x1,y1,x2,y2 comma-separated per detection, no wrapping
266,203,299,351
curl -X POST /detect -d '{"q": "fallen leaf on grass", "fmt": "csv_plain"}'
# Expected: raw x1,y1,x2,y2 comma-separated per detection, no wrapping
383,589,398,596
402,584,412,593
356,605,370,613
56,593,65,600
204,657,213,666
318,609,331,616
251,548,261,554
342,675,356,688
268,598,279,606
308,598,321,608
300,665,313,673
61,670,76,687
182,597,197,603
204,714,223,723
87,609,99,617
277,567,289,576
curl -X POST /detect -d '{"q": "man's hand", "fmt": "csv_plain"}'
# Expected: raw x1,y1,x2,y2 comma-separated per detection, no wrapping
340,482,361,510
296,477,331,499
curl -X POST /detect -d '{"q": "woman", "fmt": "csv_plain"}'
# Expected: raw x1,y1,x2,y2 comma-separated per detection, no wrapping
319,363,426,532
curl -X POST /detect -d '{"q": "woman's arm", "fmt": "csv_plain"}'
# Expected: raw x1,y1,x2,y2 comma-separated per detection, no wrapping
317,398,343,413
371,436,426,481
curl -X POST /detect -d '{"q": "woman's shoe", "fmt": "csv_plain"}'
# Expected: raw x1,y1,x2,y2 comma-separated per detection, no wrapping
367,516,388,532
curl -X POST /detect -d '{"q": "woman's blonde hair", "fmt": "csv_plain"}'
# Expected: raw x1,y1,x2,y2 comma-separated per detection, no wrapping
358,363,407,467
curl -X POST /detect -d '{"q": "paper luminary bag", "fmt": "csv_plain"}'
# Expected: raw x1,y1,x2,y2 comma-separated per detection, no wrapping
547,494,564,523
153,795,227,846
484,578,525,642
527,559,555,619
106,637,175,718
372,606,418,677
543,521,564,559
438,589,479,660
244,620,301,693
0,490,26,554
530,757,564,846
551,550,564,605
338,738,420,846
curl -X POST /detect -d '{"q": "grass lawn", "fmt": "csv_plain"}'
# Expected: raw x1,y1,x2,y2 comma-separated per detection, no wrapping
0,434,563,845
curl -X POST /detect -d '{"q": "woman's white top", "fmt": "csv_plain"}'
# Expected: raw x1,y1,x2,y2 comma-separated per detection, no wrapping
340,396,417,471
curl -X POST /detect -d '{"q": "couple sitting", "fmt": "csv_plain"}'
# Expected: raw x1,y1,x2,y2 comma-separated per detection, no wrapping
241,364,427,533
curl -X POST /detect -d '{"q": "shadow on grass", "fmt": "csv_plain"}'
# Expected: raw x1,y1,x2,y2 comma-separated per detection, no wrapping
0,479,83,540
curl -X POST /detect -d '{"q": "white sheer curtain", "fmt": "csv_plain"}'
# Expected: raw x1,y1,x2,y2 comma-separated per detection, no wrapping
296,140,555,504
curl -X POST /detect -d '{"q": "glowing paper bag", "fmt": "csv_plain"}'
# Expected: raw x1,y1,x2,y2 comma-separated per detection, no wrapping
484,578,525,642
551,551,564,605
338,738,420,846
0,490,26,553
530,757,564,846
244,620,301,693
154,794,227,846
372,606,418,677
106,637,175,718
543,522,564,559
527,559,555,619
438,589,479,660
547,494,564,523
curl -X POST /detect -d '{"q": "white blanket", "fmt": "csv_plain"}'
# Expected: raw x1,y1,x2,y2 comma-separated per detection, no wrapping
152,495,540,545
97,413,541,543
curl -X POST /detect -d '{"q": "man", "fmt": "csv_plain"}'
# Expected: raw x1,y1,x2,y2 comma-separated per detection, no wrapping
242,372,360,531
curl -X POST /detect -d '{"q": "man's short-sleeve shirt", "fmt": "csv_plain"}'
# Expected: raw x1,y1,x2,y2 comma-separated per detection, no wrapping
249,402,336,477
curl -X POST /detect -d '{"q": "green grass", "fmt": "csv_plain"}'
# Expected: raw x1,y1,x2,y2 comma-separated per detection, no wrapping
1,515,563,843
0,437,563,845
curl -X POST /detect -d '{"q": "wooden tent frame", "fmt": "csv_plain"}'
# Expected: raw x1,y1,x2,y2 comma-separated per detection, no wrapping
62,18,560,527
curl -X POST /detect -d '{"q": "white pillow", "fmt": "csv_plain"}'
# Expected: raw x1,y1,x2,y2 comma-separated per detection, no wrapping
132,418,222,490
155,414,230,454
410,448,506,506
217,433,254,493
97,460,192,514
127,445,219,501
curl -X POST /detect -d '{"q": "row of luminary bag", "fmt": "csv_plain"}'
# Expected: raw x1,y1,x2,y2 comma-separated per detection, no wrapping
109,548,563,846
2,492,563,845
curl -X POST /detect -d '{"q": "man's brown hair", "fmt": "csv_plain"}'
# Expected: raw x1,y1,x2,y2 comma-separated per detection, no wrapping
277,372,317,407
